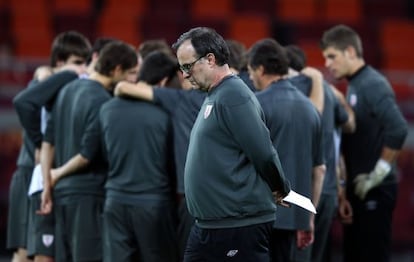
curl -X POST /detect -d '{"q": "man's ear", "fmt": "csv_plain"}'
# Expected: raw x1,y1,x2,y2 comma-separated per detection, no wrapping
56,60,64,67
206,53,215,65
258,65,265,76
110,65,123,77
158,76,169,87
344,46,356,59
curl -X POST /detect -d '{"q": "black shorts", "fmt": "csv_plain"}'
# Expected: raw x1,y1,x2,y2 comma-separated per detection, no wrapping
54,195,103,262
103,198,177,262
7,166,33,250
27,191,55,258
184,222,273,262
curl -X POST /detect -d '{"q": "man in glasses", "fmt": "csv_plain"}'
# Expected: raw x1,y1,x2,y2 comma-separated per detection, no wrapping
173,27,291,262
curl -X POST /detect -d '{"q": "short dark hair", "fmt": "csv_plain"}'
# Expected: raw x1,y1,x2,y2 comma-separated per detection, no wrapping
248,38,289,75
226,39,247,71
138,51,179,85
172,27,229,66
285,45,307,71
138,39,173,59
94,41,138,76
92,37,118,54
320,24,363,57
87,37,118,64
50,31,91,67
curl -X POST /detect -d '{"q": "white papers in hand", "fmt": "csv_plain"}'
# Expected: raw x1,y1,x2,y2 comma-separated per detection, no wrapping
283,190,317,214
28,164,44,196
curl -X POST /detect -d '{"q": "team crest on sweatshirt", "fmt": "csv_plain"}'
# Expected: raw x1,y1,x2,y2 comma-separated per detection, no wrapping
349,93,357,107
204,104,213,119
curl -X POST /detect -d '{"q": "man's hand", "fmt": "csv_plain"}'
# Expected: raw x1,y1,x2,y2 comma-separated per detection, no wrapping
338,196,353,224
353,159,391,200
296,217,314,249
50,168,62,188
34,66,53,81
37,187,53,215
272,191,291,208
301,67,323,80
297,230,313,249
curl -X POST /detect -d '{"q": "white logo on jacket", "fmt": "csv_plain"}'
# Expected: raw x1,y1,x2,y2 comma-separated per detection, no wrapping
226,250,239,257
204,104,213,119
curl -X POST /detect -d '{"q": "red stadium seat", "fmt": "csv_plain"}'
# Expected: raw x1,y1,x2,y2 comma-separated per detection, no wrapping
97,0,147,46
380,19,414,70
229,14,271,48
276,0,317,23
323,0,362,23
97,15,141,47
190,0,233,20
52,0,92,15
10,0,52,58
297,40,325,68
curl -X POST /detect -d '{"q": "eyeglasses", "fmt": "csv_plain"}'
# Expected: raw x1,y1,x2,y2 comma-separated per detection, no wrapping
179,55,205,74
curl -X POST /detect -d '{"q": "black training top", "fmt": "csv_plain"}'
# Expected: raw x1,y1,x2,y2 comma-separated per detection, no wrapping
153,87,206,194
13,71,79,149
185,75,290,229
100,97,174,204
343,65,408,183
290,74,348,195
13,79,40,168
44,78,112,198
256,79,323,230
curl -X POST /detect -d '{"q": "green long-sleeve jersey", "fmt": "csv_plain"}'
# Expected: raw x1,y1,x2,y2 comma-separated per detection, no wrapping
184,75,290,229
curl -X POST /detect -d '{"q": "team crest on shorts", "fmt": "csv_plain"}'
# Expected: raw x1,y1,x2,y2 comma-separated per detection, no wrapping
204,104,213,119
42,234,54,247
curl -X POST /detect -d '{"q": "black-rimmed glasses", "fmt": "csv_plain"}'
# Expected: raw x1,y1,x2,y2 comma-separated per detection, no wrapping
179,55,205,74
